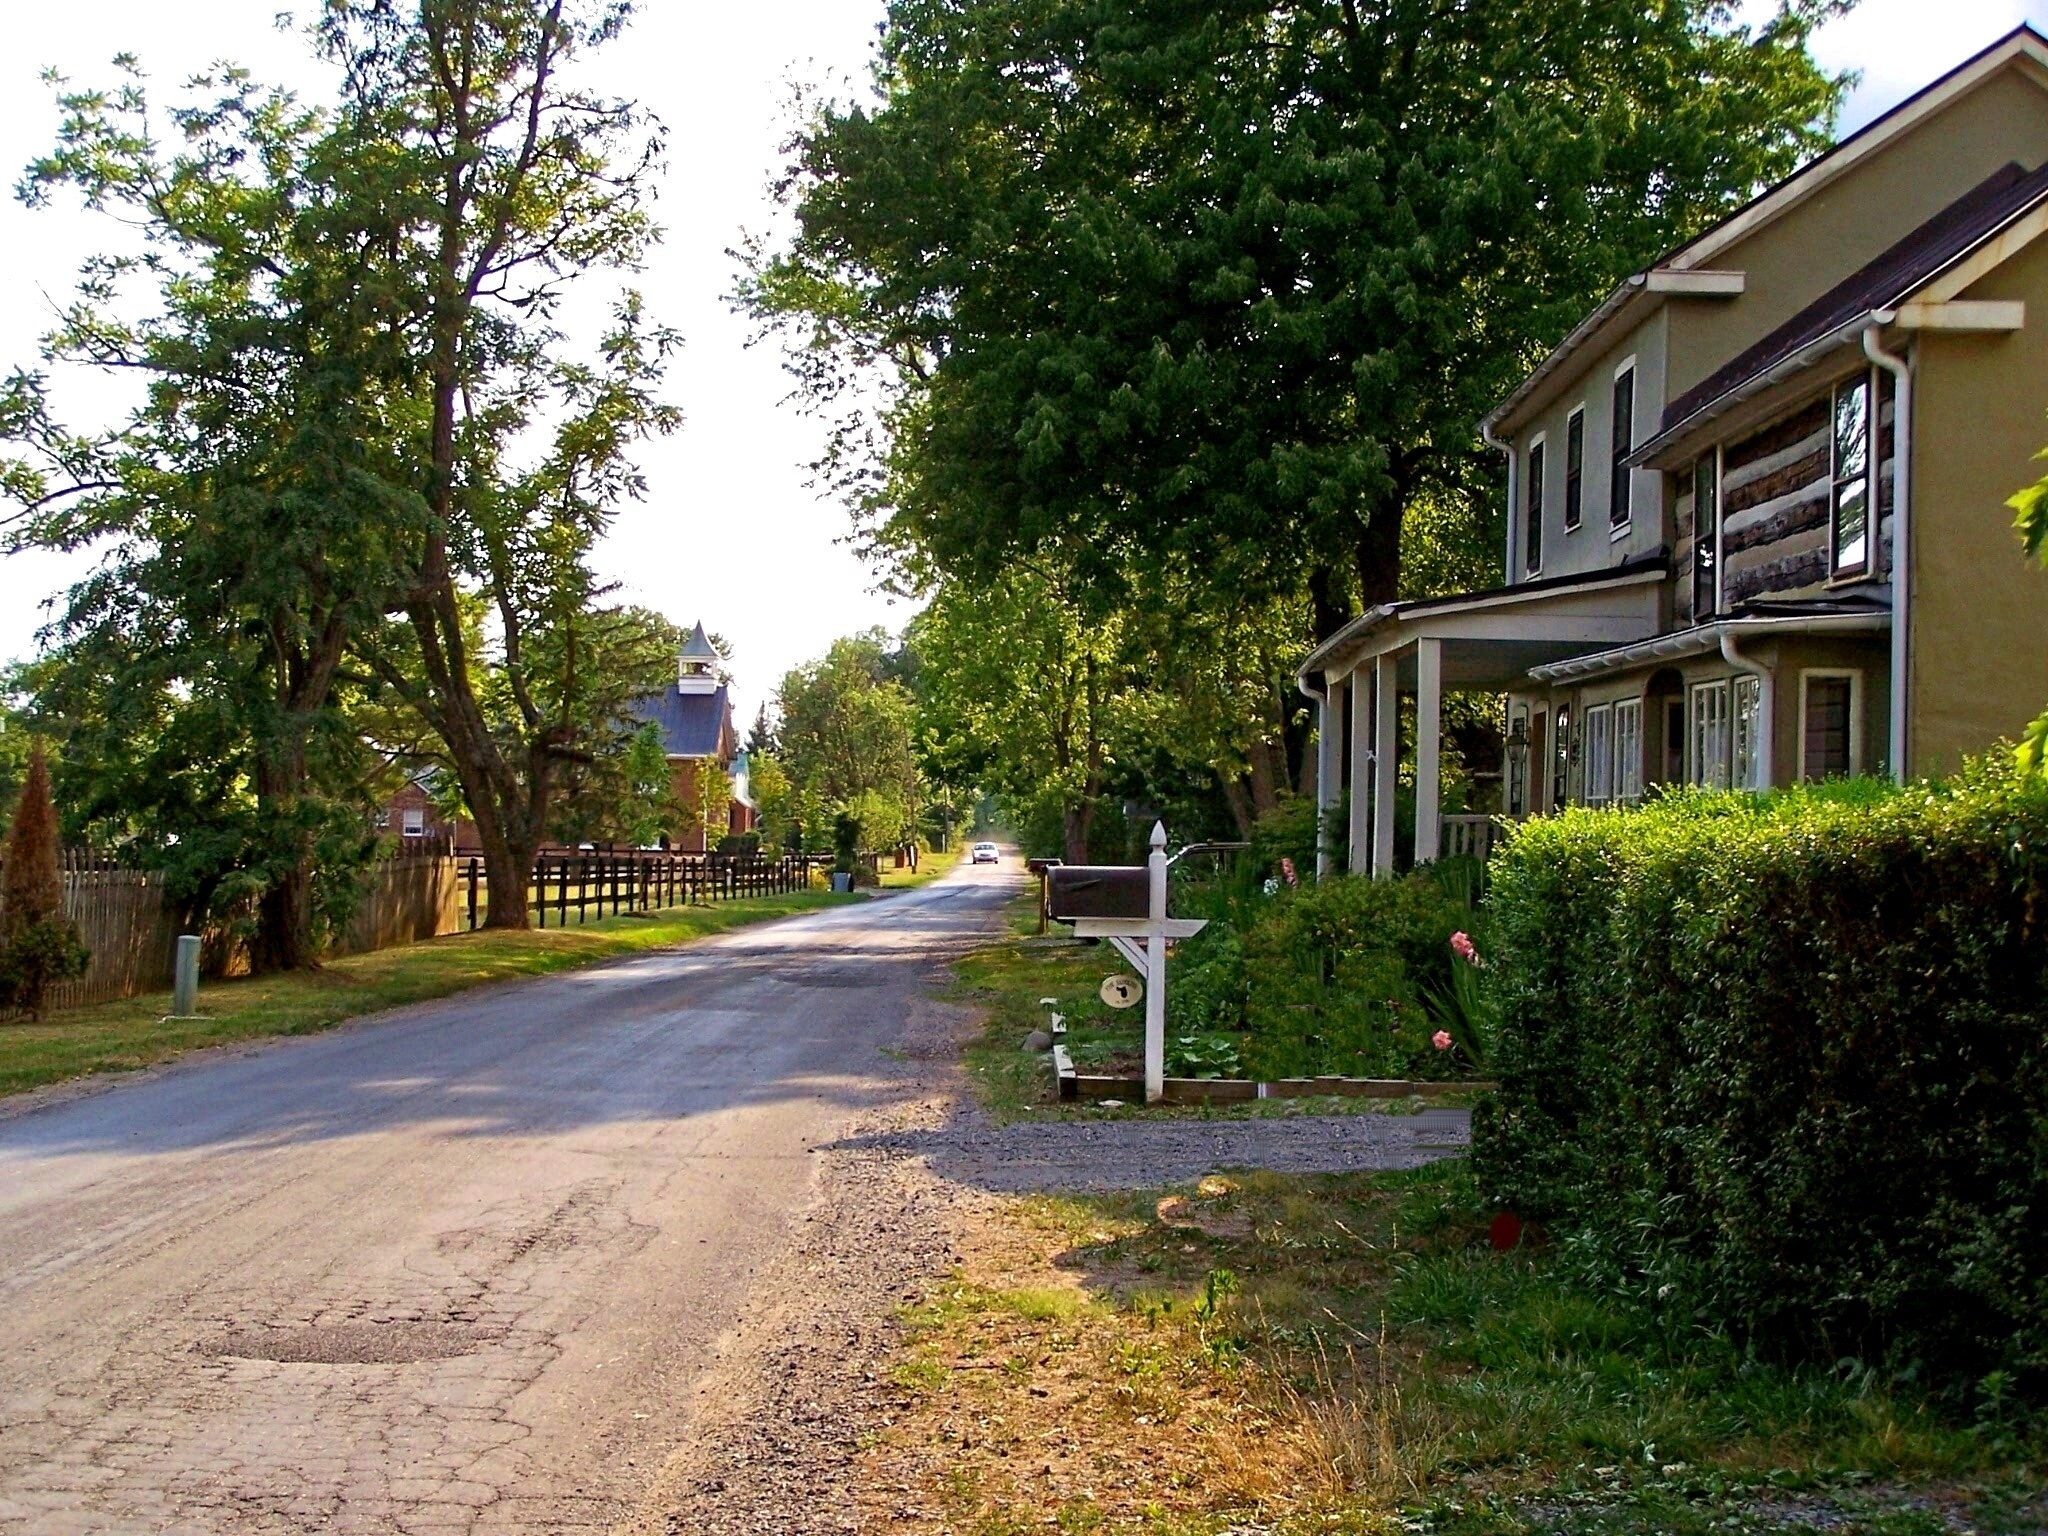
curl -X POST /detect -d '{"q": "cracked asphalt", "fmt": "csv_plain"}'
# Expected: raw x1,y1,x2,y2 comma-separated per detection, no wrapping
0,865,1016,1535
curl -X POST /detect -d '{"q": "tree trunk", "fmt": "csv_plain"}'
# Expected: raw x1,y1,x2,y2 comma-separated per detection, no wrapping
251,859,316,973
1220,775,1256,839
1355,507,1403,609
1246,737,1282,815
1062,800,1095,864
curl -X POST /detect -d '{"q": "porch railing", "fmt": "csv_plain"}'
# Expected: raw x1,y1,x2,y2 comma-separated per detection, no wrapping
1440,814,1502,865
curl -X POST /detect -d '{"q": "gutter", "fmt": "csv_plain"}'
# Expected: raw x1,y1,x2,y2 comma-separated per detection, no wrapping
1527,611,1890,685
1482,275,1648,438
1864,319,1912,784
1628,313,1876,470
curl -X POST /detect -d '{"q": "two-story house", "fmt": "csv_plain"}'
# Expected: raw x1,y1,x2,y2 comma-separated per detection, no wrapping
1300,25,2048,877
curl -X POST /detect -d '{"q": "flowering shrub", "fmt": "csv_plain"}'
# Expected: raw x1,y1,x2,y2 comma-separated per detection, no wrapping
1236,871,1482,1080
1473,763,2048,1390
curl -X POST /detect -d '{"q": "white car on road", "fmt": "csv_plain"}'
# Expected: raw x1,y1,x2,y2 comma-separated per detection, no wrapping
970,841,1000,865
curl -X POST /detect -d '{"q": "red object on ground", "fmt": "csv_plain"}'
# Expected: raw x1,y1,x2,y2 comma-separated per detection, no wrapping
1488,1211,1524,1252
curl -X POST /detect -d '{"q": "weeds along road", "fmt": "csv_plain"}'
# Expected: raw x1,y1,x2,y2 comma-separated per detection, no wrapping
0,856,1021,1535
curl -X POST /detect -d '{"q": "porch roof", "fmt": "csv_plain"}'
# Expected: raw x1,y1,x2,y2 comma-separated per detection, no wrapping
1298,556,1667,694
1526,605,1890,685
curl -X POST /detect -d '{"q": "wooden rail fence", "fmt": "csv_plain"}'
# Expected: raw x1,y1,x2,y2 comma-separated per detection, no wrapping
15,847,835,1011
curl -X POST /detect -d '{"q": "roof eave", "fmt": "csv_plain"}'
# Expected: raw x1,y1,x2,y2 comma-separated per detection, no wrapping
1526,611,1891,685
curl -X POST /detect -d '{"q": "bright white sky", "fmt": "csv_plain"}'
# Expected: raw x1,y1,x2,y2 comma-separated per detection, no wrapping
0,0,2043,725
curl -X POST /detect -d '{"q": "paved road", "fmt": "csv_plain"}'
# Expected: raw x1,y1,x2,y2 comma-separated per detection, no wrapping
0,860,1018,1535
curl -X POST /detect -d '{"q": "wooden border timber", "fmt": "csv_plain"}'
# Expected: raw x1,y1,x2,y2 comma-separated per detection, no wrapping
1055,1066,1496,1104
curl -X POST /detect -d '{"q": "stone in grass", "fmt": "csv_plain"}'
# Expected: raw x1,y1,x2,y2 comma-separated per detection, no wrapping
1097,1099,1125,1110
1023,1030,1053,1053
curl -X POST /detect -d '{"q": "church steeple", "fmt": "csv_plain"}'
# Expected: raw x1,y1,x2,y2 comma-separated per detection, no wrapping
678,622,719,695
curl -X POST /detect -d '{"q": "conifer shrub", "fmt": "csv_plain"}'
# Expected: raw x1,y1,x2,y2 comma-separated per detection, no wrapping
0,744,90,1019
1472,764,2048,1391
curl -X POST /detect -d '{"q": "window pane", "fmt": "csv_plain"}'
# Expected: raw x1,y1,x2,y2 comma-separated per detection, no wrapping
1610,369,1634,528
1585,706,1612,804
1565,413,1584,530
1804,676,1853,779
1834,379,1868,479
1834,475,1868,573
1733,676,1762,790
1526,441,1545,572
1692,682,1730,790
1614,700,1642,802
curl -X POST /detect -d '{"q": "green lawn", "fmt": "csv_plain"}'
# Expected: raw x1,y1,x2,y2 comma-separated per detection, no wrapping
877,843,965,891
0,888,857,1099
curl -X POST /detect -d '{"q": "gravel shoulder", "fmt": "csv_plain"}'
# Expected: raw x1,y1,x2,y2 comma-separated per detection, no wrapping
624,969,1472,1534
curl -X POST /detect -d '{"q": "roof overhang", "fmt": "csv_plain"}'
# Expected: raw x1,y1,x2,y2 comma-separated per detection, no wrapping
1299,562,1667,694
1481,25,2048,447
1633,292,2030,470
1526,611,1890,685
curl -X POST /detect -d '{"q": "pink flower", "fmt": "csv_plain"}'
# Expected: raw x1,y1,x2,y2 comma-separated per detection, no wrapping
1450,931,1481,967
1432,1029,1454,1051
1280,856,1299,889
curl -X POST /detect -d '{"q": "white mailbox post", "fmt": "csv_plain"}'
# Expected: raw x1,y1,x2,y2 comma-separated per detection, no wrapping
1067,823,1207,1104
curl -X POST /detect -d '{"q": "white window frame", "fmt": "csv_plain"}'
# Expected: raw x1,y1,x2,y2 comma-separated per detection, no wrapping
1524,432,1547,577
1563,405,1586,533
1691,679,1731,790
401,806,427,837
1609,355,1638,539
1797,668,1864,781
1583,703,1614,805
1829,370,1873,579
1613,697,1643,803
1732,675,1764,791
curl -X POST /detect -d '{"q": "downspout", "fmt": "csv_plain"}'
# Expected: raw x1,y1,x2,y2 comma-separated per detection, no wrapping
1719,629,1773,788
1864,320,1911,784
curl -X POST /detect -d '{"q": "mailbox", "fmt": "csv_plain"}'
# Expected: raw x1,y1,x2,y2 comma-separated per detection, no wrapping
1047,864,1151,921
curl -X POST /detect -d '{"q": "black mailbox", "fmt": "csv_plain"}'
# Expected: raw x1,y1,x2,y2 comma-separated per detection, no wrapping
1025,857,1062,875
1047,864,1151,921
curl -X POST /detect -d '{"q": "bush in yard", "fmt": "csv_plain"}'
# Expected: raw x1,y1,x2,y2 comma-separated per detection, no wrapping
1472,764,2048,1394
0,744,90,1019
1238,872,1482,1081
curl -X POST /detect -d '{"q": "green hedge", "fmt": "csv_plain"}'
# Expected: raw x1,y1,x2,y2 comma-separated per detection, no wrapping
1471,765,2048,1389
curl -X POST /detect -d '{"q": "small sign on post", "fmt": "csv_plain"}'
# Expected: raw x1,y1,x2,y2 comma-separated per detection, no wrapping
169,934,202,1019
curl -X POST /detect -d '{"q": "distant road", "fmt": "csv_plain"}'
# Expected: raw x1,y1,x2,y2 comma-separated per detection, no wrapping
0,858,1020,1534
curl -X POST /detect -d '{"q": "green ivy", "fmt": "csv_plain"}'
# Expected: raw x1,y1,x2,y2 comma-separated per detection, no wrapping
1472,764,2048,1392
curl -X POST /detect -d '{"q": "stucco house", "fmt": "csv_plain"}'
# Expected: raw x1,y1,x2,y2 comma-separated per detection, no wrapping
1300,26,2048,877
628,623,754,853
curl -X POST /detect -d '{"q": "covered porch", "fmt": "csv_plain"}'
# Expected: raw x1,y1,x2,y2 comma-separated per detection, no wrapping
1298,562,1666,878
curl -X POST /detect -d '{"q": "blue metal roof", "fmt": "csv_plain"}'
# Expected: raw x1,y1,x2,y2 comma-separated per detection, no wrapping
629,684,731,758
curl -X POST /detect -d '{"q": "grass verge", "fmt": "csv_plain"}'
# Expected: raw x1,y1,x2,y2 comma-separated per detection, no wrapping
0,888,857,1100
859,1163,2045,1535
879,845,966,891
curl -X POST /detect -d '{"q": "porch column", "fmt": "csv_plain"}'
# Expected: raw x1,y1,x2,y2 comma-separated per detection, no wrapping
1371,652,1399,879
1414,637,1443,864
1347,665,1371,874
1315,672,1344,881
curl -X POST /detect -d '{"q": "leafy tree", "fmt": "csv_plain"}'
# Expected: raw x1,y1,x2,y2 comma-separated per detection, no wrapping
3,60,416,967
776,634,922,851
315,0,675,926
0,743,89,1018
746,0,1846,634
